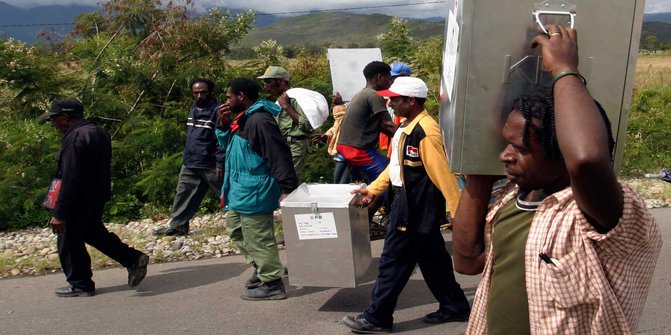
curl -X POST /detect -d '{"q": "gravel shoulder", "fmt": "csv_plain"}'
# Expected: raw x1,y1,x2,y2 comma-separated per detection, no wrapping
1,178,669,279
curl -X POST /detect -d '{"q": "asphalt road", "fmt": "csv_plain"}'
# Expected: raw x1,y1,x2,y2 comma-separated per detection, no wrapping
0,208,669,335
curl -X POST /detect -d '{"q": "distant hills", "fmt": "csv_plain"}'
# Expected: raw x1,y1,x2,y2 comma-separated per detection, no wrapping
642,21,671,44
0,2,97,42
1,1,671,49
644,12,671,24
642,12,671,45
240,12,671,49
0,1,444,47
239,12,445,48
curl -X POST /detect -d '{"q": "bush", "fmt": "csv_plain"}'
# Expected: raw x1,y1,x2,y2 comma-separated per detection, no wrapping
0,116,59,230
622,85,671,176
1,4,669,231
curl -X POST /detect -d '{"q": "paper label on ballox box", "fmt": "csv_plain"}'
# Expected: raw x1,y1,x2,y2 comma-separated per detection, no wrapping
294,213,338,240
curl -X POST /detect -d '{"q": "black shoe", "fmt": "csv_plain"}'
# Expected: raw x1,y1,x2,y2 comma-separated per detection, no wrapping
422,309,470,324
241,278,287,301
55,285,95,297
245,270,262,289
342,314,392,334
153,225,188,236
369,222,387,241
127,253,149,288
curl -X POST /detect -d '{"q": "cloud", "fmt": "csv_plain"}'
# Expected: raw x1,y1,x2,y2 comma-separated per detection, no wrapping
3,0,670,17
2,0,100,8
646,0,671,13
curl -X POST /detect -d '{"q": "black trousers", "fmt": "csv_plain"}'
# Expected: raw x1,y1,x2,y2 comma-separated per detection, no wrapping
57,203,142,290
363,192,470,328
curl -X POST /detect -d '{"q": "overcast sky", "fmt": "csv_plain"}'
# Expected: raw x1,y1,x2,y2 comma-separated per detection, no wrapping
3,0,671,17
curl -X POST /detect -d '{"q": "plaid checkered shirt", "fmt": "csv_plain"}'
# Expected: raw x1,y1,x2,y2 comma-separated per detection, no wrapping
466,183,662,334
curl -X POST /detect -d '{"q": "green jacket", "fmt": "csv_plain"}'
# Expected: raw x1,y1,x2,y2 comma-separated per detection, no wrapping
215,99,299,215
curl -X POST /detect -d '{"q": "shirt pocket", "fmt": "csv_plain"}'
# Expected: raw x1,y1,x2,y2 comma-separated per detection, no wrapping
541,250,599,308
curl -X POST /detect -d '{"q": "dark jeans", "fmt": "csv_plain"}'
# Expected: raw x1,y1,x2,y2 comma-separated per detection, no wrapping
169,165,222,229
333,154,365,184
57,203,142,290
333,155,352,184
363,191,470,328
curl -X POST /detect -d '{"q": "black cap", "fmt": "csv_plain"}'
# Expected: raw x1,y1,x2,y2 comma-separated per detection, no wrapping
39,99,84,121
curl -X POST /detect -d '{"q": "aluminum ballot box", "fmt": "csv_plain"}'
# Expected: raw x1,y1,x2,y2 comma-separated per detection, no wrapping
280,183,371,288
439,0,645,174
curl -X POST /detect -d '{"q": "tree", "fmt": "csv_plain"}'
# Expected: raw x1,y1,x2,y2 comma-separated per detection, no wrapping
251,39,288,71
377,17,414,60
0,0,257,230
0,39,74,118
64,1,255,214
645,35,658,51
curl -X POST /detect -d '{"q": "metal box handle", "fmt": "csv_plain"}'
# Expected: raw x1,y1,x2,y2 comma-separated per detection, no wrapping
532,0,576,35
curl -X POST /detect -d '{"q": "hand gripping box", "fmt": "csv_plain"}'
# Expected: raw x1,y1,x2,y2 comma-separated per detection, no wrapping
280,183,371,288
439,0,645,174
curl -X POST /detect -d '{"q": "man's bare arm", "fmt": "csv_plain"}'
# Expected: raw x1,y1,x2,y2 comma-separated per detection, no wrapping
532,25,623,232
377,111,397,137
452,175,497,274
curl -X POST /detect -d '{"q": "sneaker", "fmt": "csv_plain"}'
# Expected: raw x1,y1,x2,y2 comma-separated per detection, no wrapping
127,253,149,288
241,278,287,301
245,270,262,289
422,309,470,324
55,285,95,297
153,225,188,236
342,314,392,334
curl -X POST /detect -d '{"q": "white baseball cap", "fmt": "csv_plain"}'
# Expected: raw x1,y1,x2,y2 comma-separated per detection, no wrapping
376,76,428,98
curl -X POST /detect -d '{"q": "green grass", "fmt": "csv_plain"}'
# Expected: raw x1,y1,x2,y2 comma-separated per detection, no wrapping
623,84,671,176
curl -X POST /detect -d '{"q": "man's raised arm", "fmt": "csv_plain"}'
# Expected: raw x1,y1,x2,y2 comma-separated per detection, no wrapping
532,25,623,233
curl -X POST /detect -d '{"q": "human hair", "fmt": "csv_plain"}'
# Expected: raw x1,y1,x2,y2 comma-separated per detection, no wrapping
228,77,260,101
189,78,214,92
363,61,391,81
512,87,615,161
593,100,616,159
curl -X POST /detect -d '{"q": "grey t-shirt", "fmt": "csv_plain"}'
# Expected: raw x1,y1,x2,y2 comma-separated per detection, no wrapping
337,87,388,148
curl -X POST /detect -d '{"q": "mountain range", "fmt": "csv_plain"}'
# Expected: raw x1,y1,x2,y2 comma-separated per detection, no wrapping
0,2,97,42
239,12,444,47
2,2,671,48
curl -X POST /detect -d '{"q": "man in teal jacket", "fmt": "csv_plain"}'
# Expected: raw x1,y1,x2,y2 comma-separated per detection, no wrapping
216,78,299,300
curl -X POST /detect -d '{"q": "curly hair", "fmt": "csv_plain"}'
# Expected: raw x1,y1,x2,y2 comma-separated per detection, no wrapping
363,61,391,81
189,77,214,92
512,87,615,161
228,77,260,101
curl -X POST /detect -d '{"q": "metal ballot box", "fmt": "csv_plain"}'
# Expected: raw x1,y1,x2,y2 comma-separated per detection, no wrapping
280,183,371,288
439,0,645,174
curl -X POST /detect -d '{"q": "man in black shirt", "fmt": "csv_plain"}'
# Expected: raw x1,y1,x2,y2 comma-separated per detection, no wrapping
41,99,149,297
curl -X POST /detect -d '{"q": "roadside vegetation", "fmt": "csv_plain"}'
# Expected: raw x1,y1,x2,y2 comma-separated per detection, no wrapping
0,0,669,234
624,55,671,176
